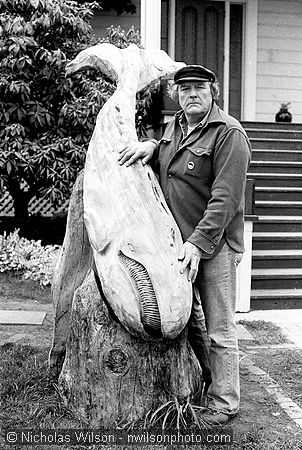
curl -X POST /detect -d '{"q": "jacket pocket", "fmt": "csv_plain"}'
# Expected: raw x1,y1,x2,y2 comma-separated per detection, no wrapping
189,146,212,157
184,146,212,177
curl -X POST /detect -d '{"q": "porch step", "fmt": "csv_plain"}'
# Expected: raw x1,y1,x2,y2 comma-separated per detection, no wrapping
253,215,302,232
252,149,302,162
247,172,302,187
249,137,302,150
242,121,302,131
250,160,302,174
252,268,302,290
252,249,302,269
251,289,302,310
253,232,302,250
246,129,302,140
255,200,302,215
255,187,302,202
242,122,302,310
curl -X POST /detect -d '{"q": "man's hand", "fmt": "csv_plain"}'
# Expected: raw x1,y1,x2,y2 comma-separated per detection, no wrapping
178,241,202,283
118,141,156,167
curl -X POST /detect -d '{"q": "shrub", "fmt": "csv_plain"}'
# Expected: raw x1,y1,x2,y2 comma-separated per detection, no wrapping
0,229,60,285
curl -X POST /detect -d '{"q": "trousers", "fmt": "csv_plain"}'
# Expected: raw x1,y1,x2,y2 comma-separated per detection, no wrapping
188,242,240,415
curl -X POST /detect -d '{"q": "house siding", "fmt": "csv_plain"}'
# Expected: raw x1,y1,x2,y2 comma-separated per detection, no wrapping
89,0,141,40
257,0,302,123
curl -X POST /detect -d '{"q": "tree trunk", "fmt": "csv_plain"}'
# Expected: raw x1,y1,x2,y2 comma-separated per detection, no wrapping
49,171,92,379
6,177,31,224
59,270,203,427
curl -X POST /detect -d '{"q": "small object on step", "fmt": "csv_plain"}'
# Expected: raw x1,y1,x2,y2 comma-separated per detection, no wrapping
275,102,292,123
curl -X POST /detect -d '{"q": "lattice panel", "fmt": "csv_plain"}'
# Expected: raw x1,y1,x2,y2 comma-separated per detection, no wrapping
0,188,69,217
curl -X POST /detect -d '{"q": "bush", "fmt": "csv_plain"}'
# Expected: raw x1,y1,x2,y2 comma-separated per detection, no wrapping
0,229,60,286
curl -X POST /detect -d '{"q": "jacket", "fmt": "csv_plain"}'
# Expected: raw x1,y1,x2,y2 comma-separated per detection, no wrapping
152,102,251,258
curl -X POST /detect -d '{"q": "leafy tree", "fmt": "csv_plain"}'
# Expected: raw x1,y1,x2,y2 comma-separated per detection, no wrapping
77,0,136,15
0,0,105,222
0,0,160,224
0,0,159,223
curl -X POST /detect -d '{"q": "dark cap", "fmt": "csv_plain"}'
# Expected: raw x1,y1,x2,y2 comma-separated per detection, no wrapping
174,65,216,84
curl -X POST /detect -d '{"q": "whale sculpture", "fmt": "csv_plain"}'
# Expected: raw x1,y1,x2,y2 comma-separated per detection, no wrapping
61,44,191,341
48,45,203,422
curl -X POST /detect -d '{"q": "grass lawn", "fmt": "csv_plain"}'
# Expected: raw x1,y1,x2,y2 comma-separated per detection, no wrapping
238,320,289,346
252,347,302,410
1,340,302,450
1,273,302,449
0,272,51,304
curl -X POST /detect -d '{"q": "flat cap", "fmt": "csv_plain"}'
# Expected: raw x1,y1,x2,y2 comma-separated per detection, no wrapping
174,65,216,84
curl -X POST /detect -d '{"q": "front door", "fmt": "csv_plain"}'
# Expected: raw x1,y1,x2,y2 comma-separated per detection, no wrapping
175,0,224,108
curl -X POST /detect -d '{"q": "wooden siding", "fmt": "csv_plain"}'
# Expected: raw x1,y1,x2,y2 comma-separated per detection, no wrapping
257,0,302,123
89,0,141,39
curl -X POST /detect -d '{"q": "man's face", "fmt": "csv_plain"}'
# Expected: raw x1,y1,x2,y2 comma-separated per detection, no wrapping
178,81,212,123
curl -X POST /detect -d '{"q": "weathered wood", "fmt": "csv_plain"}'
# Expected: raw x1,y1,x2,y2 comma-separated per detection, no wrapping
50,44,204,426
49,172,92,378
59,270,202,427
67,43,190,340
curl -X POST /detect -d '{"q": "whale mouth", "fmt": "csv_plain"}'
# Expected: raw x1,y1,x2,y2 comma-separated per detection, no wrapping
119,251,162,339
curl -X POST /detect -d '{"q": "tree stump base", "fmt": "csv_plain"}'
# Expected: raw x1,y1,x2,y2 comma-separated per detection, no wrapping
58,271,203,427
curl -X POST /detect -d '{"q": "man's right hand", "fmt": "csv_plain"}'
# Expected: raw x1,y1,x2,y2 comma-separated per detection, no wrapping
118,141,157,167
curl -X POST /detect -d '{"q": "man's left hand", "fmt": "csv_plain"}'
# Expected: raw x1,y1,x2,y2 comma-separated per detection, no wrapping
178,242,202,283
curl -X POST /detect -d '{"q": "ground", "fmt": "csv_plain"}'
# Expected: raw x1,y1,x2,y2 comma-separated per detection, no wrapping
0,273,302,449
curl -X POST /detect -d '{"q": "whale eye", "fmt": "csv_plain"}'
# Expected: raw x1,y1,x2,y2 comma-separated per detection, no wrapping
127,243,135,252
169,227,175,247
171,227,175,240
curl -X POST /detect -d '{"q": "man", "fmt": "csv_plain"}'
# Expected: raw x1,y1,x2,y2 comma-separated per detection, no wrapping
118,65,251,425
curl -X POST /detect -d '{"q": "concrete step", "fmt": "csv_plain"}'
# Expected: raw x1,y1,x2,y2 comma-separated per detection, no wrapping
252,232,302,250
250,160,302,174
247,172,302,187
249,137,302,150
251,149,302,162
255,200,302,215
255,187,302,202
252,249,302,269
253,216,302,232
251,289,302,310
251,268,302,290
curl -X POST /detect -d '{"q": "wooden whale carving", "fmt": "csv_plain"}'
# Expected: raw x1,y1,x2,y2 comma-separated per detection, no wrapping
66,43,191,340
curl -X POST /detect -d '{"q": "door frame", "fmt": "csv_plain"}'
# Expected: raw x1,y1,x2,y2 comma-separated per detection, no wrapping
140,0,257,121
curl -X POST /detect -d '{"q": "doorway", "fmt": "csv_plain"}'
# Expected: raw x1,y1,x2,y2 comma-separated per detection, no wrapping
161,0,243,119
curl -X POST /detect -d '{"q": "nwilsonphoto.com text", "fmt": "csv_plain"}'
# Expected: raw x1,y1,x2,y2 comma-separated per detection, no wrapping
5,428,233,446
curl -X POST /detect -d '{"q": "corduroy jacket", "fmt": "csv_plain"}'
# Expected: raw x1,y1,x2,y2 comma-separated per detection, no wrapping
152,102,251,258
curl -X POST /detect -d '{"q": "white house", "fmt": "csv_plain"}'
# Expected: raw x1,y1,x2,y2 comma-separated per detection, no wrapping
91,0,302,123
